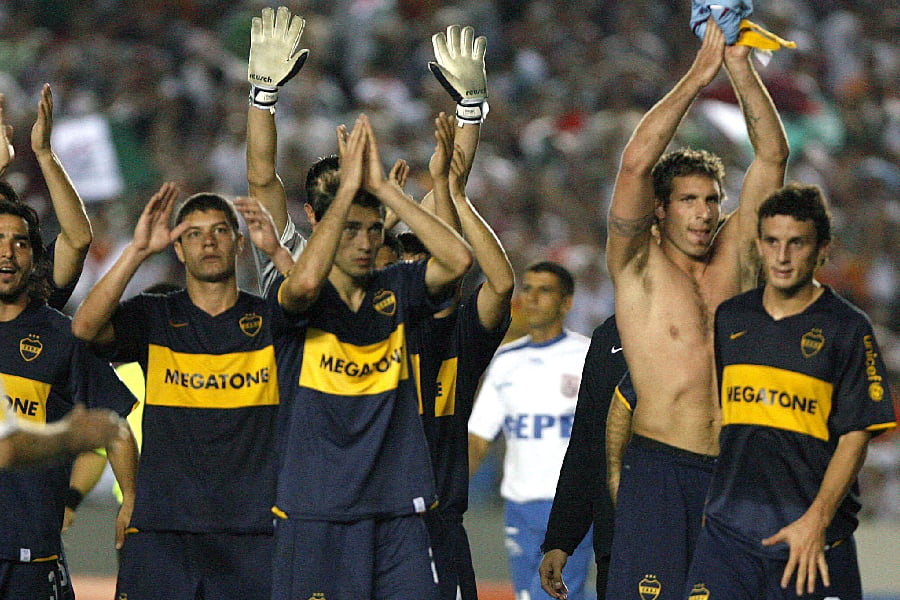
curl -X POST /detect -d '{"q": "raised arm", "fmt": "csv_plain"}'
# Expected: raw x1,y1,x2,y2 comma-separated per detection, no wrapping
362,117,472,297
449,144,513,330
32,84,93,290
606,20,725,278
721,45,789,287
246,6,308,236
71,183,183,344
278,119,366,314
0,94,13,177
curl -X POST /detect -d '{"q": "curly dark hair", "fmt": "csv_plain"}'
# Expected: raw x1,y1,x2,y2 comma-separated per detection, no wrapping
651,148,726,207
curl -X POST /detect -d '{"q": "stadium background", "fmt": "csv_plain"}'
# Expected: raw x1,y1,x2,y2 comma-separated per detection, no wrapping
0,0,896,597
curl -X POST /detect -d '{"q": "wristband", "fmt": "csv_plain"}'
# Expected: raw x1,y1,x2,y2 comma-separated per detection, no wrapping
249,86,279,112
64,487,84,511
456,100,488,126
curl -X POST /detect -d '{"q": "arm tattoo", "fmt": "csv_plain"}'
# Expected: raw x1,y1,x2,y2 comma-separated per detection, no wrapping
609,212,656,238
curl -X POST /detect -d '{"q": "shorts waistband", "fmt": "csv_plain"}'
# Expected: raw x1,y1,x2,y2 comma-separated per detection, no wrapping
629,433,718,464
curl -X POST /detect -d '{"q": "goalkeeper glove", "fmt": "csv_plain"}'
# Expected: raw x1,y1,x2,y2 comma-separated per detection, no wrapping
428,25,489,125
248,6,308,111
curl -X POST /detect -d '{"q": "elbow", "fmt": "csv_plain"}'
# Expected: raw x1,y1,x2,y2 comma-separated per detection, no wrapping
246,161,278,190
450,246,474,281
71,317,96,343
618,147,655,180
492,266,515,300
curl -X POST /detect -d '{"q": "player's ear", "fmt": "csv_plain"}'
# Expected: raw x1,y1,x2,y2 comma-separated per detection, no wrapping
654,198,666,222
304,203,317,228
173,239,185,264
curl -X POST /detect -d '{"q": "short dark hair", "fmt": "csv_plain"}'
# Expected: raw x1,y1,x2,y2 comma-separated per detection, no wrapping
397,231,428,258
0,198,51,302
525,261,575,296
174,193,240,233
304,155,383,222
758,183,832,246
651,148,725,207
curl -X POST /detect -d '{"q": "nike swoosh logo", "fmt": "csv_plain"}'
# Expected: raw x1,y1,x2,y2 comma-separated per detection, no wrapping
730,331,746,340
169,321,189,328
611,346,623,354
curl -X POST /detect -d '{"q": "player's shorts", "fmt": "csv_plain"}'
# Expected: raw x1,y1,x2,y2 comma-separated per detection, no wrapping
116,530,274,600
606,433,716,600
272,514,439,600
0,555,73,600
684,517,862,600
424,510,478,600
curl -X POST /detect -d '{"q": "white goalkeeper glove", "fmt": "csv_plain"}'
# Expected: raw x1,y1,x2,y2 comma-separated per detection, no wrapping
428,25,489,125
248,6,308,111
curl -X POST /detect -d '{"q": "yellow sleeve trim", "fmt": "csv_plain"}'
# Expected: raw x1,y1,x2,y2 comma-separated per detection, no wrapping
271,506,288,520
614,386,633,413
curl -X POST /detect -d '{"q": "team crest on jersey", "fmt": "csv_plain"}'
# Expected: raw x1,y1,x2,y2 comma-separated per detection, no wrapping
687,583,710,600
373,289,397,316
638,574,661,600
801,328,825,358
117,594,128,600
19,335,42,362
239,313,263,337
560,374,580,398
308,594,326,600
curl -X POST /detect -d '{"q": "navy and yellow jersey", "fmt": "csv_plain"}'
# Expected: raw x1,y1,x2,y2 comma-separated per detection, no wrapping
108,289,280,534
706,286,896,557
613,370,635,413
269,261,447,521
0,301,135,561
409,284,511,517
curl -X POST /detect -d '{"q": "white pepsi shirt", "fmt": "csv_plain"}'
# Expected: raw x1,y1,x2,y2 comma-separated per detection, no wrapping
469,330,590,503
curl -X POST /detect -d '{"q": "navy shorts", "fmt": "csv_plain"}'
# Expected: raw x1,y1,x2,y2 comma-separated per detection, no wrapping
0,555,73,600
424,511,478,600
272,514,438,600
606,434,716,600
684,517,861,600
116,530,274,600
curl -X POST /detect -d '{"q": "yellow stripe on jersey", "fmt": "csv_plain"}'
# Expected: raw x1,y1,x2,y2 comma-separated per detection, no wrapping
0,373,51,424
434,357,458,417
299,325,409,396
411,353,424,414
614,385,633,412
146,344,279,408
721,363,833,441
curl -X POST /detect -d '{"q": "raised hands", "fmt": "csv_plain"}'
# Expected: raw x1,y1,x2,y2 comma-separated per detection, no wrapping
31,84,54,160
429,25,488,124
429,112,456,185
132,182,184,256
248,6,308,110
0,94,13,176
234,196,282,259
687,17,726,89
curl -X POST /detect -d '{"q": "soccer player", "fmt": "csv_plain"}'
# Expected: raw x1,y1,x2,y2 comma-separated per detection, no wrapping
538,314,627,599
683,184,896,599
604,20,789,599
71,185,281,600
0,198,137,599
249,112,471,599
1,85,94,309
469,261,593,600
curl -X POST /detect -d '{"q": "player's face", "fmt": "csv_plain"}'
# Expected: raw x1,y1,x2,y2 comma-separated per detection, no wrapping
333,205,384,279
174,209,242,283
656,174,722,259
519,271,571,331
0,213,34,302
756,214,827,295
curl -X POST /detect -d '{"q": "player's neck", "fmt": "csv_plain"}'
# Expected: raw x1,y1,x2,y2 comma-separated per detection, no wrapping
0,293,30,322
762,280,824,321
328,268,368,313
185,278,239,317
662,239,710,279
529,322,564,345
